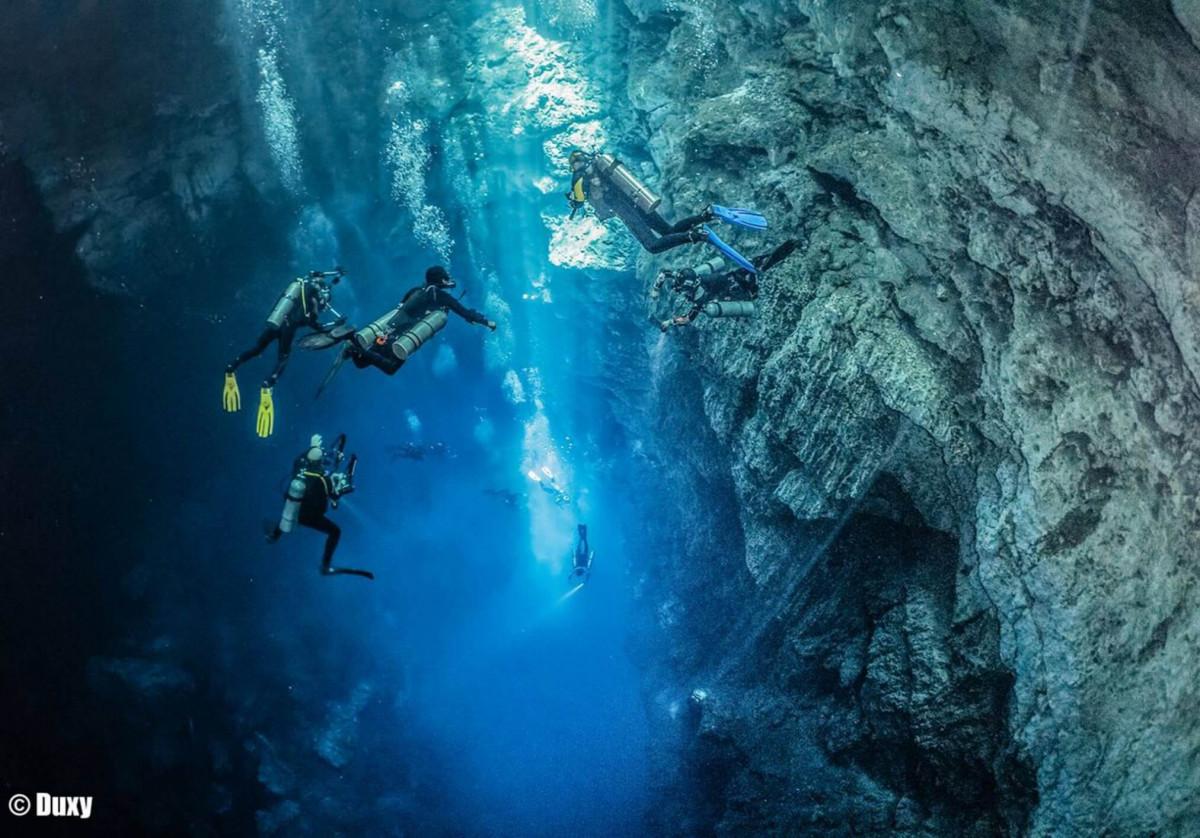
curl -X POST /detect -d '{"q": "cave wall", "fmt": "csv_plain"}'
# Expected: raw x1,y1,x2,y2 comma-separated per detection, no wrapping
623,0,1200,834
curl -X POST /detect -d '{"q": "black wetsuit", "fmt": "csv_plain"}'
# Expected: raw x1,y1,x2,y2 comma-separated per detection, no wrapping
228,278,334,386
669,239,798,325
574,524,591,573
351,284,490,375
269,457,343,572
572,163,709,254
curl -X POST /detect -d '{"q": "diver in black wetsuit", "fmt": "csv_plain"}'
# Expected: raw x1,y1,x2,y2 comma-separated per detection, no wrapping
223,269,346,437
268,434,373,580
346,266,496,376
388,441,453,462
654,239,799,331
570,524,593,582
567,152,711,253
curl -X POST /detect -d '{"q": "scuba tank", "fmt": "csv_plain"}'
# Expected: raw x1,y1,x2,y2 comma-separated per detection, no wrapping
278,473,307,534
594,153,662,214
266,280,304,328
354,307,401,350
704,300,756,318
392,310,448,361
692,257,728,279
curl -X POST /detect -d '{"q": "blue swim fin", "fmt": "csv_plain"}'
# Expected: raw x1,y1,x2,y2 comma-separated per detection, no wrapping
711,204,768,231
702,226,757,274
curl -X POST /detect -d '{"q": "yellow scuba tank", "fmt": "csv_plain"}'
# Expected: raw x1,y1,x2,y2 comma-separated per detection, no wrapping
594,153,662,214
279,473,307,533
392,310,448,361
266,280,304,328
703,300,756,318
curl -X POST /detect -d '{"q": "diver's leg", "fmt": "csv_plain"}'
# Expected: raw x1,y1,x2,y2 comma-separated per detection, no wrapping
228,327,278,372
307,516,341,574
346,343,397,374
311,515,375,580
644,231,705,254
643,207,713,237
619,207,705,254
265,325,296,386
362,345,403,375
661,210,713,234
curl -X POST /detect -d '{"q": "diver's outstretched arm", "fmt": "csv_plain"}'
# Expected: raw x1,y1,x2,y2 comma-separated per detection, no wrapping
437,290,496,329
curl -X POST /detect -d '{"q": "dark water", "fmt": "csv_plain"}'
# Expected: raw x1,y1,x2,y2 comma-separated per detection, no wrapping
1,2,664,833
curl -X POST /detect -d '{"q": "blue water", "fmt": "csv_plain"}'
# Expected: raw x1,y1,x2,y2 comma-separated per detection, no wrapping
195,149,653,835
0,3,668,831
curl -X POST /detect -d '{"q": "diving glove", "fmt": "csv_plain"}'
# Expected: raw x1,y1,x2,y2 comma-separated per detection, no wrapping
256,387,275,438
223,372,241,412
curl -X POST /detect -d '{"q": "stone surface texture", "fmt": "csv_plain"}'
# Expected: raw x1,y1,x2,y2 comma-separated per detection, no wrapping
623,1,1200,834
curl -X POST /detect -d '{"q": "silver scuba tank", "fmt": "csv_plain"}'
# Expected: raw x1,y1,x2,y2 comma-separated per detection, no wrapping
595,153,662,214
354,307,401,350
266,280,303,328
392,309,449,361
703,300,756,318
278,474,307,534
693,257,728,279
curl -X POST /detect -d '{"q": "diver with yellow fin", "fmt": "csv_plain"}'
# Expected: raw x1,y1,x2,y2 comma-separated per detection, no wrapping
223,268,347,437
267,432,373,580
566,150,766,273
305,266,496,396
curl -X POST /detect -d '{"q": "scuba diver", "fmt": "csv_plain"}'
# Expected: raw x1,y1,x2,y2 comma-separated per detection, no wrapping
653,239,800,332
223,268,347,438
267,433,374,580
565,150,766,273
388,441,453,462
528,466,570,507
307,266,496,394
569,524,594,585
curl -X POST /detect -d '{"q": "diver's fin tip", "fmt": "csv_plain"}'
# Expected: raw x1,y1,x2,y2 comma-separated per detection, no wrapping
711,204,768,231
702,225,758,274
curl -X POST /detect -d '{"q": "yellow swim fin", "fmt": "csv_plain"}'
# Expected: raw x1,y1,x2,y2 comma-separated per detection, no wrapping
256,387,275,438
222,371,241,412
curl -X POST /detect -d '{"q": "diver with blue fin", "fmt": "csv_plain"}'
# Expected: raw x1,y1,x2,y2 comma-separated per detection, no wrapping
305,266,496,396
267,433,374,580
223,268,347,437
566,150,765,272
653,239,799,331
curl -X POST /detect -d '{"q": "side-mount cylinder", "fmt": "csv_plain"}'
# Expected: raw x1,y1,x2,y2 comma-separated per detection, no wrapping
392,309,449,361
703,300,756,318
354,308,401,350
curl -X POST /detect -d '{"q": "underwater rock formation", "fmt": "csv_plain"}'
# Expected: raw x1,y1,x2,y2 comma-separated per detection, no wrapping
6,0,1200,833
626,0,1200,834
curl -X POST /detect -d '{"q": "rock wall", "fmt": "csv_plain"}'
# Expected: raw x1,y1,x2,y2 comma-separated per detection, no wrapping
622,1,1200,834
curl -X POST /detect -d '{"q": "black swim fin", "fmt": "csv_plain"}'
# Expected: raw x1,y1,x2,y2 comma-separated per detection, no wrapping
315,347,349,400
324,566,375,580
